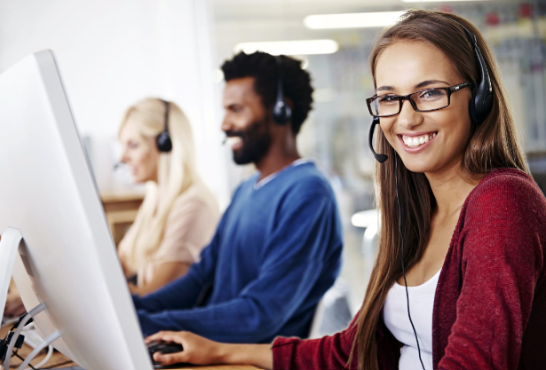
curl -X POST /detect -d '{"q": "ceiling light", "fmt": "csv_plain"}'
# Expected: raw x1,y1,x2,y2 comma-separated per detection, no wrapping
403,0,491,2
234,39,338,56
304,11,405,29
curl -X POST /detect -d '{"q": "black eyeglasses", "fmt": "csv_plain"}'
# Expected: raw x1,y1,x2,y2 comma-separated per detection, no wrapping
366,82,470,118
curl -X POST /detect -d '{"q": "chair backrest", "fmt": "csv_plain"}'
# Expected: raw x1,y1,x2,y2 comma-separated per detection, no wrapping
308,277,354,339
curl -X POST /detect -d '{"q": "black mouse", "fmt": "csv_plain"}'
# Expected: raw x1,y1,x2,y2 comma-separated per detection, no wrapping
147,340,185,369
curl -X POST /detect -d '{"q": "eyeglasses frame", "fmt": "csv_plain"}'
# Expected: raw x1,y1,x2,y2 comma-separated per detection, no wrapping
366,82,471,118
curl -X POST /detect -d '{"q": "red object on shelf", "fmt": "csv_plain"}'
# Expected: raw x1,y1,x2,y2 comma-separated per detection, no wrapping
485,12,501,26
519,4,533,19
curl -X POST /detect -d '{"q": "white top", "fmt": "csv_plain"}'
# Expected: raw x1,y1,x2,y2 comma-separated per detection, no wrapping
383,269,442,370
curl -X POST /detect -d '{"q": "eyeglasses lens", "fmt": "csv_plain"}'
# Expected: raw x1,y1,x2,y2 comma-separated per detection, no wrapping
370,89,449,116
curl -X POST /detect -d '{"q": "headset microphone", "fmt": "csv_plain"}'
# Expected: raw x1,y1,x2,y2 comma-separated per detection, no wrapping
369,117,388,163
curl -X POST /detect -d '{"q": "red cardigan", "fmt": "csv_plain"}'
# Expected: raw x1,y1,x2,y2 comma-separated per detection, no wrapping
272,168,546,370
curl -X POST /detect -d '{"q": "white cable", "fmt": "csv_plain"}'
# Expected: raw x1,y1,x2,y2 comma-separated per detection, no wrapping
16,331,60,370
0,317,19,330
28,345,53,370
19,323,53,370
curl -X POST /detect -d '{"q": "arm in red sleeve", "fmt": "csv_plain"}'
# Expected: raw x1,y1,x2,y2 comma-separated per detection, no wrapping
271,317,358,370
438,174,545,370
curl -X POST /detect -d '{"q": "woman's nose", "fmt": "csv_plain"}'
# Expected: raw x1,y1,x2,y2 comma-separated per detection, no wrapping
396,99,422,130
120,149,129,164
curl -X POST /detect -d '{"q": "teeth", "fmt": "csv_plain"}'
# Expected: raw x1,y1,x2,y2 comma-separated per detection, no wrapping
226,137,242,146
402,133,436,148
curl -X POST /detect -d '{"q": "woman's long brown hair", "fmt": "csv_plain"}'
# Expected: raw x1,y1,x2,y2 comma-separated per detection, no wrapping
348,10,529,370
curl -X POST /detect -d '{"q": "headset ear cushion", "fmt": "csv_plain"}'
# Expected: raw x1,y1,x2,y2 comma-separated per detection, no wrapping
469,91,493,125
482,94,493,120
156,131,172,152
272,101,292,125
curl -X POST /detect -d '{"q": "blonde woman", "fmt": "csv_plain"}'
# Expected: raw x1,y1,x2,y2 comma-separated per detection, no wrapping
117,98,219,296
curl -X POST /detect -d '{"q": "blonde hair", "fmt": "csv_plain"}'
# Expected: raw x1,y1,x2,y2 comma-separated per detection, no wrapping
119,97,198,273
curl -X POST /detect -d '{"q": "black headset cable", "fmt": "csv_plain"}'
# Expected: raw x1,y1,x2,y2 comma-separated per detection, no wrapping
394,151,426,370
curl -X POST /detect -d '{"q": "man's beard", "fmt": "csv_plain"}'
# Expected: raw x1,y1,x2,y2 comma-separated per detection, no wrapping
228,117,271,165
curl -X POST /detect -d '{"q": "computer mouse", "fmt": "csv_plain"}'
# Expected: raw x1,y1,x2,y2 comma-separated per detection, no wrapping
147,340,185,369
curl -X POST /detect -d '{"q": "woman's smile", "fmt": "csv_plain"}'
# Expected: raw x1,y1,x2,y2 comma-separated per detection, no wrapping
397,131,438,153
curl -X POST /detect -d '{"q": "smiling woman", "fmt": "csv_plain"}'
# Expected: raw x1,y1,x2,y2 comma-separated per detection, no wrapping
374,41,475,174
141,10,546,370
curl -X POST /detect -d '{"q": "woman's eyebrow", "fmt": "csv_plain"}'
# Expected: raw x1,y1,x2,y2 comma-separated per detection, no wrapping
376,79,450,93
415,79,450,89
376,85,394,92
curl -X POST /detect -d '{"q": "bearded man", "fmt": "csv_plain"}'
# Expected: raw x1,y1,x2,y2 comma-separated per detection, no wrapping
133,52,343,343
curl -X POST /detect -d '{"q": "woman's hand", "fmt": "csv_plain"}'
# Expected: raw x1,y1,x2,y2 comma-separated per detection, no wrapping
145,331,273,369
145,331,223,366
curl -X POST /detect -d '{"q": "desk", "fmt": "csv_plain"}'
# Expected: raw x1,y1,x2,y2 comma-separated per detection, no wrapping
1,322,259,369
100,189,145,246
3,190,258,370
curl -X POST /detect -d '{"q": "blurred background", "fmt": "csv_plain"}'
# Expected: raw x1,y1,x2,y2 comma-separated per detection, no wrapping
1,0,545,315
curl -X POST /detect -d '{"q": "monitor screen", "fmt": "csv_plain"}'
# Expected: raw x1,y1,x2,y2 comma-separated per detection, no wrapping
0,50,152,370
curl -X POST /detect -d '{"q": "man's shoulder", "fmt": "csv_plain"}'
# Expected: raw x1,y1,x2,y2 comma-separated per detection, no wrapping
230,162,336,204
284,162,334,197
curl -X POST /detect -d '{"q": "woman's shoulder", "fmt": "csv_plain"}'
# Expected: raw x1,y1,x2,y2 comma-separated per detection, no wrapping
469,168,543,204
170,182,219,216
464,167,546,225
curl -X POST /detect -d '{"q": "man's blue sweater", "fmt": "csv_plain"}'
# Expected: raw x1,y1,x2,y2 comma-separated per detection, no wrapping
133,162,343,343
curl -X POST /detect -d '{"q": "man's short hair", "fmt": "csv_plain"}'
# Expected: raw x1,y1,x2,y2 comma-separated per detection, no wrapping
221,51,314,135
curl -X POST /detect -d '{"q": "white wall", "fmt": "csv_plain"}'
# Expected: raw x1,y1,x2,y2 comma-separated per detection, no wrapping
0,0,230,207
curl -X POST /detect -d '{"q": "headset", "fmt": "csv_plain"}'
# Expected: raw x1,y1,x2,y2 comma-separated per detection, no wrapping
368,23,493,370
369,23,493,163
156,99,173,153
271,55,292,125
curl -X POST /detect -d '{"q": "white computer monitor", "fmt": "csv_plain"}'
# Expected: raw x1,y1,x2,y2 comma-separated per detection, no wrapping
0,50,152,370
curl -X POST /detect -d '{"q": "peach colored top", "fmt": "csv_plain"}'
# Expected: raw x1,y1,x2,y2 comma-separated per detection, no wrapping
119,182,219,287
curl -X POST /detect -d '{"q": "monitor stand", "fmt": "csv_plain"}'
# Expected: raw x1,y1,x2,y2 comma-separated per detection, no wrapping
0,227,24,319
1,228,63,370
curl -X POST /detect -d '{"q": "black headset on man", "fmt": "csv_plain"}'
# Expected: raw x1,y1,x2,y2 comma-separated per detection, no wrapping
271,55,293,126
368,24,493,370
193,55,292,152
